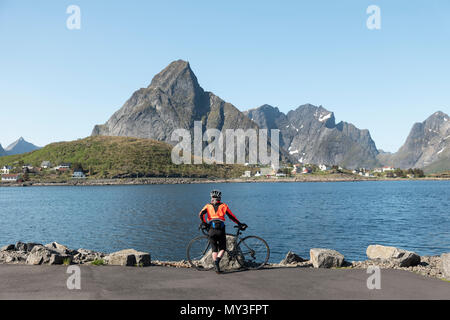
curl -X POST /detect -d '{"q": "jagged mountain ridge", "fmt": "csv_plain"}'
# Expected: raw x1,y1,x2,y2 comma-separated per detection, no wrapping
245,104,380,169
91,59,448,170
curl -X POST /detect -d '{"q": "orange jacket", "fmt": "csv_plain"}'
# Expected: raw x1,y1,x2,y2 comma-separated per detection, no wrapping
199,202,240,224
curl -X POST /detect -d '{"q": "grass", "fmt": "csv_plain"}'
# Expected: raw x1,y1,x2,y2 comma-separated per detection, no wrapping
91,259,105,266
63,258,72,266
0,136,247,180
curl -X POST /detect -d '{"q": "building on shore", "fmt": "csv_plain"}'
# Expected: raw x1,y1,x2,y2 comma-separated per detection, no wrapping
41,161,52,169
72,170,86,179
242,171,251,178
1,174,22,182
0,166,12,175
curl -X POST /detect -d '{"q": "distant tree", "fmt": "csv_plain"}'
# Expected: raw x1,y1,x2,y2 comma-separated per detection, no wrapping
394,168,406,178
413,168,425,177
73,163,84,172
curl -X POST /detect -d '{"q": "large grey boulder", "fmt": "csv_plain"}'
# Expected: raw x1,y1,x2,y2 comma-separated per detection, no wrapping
105,249,151,267
15,242,41,252
442,253,450,280
280,251,306,265
25,245,69,265
198,235,243,271
310,248,345,268
45,242,78,256
26,245,54,265
366,245,420,267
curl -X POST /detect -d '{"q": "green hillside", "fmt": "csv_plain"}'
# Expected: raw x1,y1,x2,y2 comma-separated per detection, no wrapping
0,136,246,179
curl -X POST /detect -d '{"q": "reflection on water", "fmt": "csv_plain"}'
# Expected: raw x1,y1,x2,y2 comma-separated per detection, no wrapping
0,181,448,262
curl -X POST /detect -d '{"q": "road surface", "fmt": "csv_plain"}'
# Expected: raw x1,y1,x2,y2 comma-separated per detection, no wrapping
0,265,448,300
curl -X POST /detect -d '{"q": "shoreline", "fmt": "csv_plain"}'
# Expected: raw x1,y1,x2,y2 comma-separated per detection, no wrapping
2,175,450,187
1,242,449,282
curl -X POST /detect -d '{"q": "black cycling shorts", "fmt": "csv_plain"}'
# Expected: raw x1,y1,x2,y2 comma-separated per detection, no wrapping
208,225,226,252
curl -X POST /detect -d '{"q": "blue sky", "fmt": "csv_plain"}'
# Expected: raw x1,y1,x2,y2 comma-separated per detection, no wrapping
0,0,449,152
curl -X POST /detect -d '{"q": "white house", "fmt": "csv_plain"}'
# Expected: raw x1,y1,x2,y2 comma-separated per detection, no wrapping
319,164,330,171
1,174,22,182
0,166,12,174
72,171,86,179
41,161,52,169
242,171,251,178
254,171,262,177
382,166,395,172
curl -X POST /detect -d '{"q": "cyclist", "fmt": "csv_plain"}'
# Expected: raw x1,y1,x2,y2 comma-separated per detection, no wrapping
199,190,247,273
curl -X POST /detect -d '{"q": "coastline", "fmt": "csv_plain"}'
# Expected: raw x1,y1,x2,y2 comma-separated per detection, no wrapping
1,174,450,187
1,242,448,282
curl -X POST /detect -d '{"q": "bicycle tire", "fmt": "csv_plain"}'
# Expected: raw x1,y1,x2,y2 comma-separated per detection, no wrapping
186,235,214,271
236,236,270,270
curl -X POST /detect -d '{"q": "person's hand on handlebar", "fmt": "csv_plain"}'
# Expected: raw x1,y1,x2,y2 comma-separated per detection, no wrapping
238,223,248,230
200,221,209,230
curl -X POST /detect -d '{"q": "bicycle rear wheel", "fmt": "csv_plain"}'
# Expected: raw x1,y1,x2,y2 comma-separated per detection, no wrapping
237,236,270,270
186,235,214,271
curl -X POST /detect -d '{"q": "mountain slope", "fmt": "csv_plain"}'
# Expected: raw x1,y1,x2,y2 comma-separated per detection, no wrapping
245,104,380,169
0,136,246,179
387,111,450,169
5,137,41,155
92,60,258,143
0,144,6,157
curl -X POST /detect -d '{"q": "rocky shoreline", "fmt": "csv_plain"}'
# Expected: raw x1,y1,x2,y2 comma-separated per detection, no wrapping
1,241,449,282
1,175,450,188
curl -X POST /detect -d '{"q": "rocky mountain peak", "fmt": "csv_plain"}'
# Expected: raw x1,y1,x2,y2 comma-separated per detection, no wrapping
148,60,201,97
4,137,40,155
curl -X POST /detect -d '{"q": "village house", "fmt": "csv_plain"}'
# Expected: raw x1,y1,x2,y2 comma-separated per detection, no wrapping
1,174,22,182
1,166,12,175
302,167,312,174
41,161,52,169
291,164,301,174
242,171,251,178
72,170,86,179
382,166,395,172
319,164,330,171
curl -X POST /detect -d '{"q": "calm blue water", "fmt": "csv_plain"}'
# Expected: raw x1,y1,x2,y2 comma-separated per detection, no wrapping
0,181,448,262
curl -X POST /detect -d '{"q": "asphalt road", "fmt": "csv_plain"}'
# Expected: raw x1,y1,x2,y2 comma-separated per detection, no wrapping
0,265,448,300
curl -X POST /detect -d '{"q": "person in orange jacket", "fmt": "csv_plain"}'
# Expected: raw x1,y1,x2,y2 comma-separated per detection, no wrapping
199,190,247,273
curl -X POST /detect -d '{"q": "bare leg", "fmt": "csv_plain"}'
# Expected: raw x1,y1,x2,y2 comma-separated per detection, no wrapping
217,250,225,259
212,252,218,261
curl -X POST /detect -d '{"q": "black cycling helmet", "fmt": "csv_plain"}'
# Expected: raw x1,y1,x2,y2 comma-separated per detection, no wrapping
210,189,222,199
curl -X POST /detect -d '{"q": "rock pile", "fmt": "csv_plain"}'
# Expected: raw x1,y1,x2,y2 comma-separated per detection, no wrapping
0,242,150,267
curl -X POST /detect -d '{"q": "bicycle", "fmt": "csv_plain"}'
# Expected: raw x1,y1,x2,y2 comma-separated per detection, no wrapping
186,223,270,271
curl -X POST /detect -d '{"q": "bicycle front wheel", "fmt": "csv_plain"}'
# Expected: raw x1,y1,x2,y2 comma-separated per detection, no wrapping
186,235,214,271
237,236,270,270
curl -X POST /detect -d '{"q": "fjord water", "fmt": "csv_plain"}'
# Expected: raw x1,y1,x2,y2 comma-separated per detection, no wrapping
0,181,448,262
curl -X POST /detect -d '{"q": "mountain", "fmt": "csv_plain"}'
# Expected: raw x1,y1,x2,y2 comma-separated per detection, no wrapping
245,104,380,169
92,60,257,143
385,111,450,171
5,137,41,155
0,144,6,157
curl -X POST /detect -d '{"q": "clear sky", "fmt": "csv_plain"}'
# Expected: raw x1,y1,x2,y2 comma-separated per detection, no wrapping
1,0,449,152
